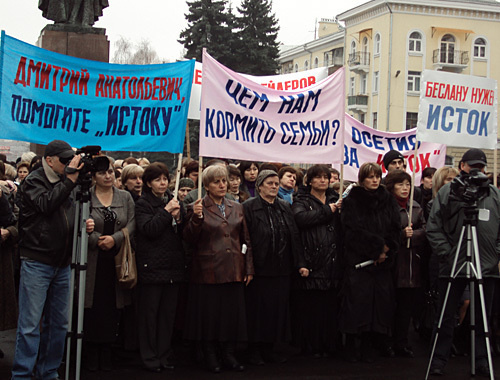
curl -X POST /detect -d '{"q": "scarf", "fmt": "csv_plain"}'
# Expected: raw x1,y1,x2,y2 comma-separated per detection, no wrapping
278,186,294,204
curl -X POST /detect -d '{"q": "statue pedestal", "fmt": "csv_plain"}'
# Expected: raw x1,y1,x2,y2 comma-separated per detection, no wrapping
37,24,109,62
31,25,110,154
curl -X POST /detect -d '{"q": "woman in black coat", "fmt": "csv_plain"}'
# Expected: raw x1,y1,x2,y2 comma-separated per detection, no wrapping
135,162,186,373
291,164,341,357
385,170,426,358
339,162,401,362
242,170,306,365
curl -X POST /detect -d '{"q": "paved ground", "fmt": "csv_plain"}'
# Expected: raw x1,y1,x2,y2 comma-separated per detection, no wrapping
1,328,499,380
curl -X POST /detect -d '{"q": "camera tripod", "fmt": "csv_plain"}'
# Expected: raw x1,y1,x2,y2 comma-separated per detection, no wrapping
65,177,92,380
425,205,494,380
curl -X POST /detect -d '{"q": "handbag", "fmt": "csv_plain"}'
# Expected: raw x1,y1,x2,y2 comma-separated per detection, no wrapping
114,227,137,289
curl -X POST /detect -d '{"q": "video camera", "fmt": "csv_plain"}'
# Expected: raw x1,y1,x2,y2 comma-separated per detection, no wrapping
75,146,110,177
450,168,490,204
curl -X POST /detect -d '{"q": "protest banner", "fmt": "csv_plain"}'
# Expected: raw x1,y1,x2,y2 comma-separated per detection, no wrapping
0,32,194,153
188,61,328,120
343,114,446,182
417,69,497,150
199,51,344,164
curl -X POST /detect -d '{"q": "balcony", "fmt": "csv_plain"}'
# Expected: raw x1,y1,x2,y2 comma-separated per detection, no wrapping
347,95,368,113
348,52,370,73
432,49,469,72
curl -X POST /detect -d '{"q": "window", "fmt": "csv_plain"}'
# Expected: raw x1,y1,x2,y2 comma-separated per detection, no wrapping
373,71,379,93
407,71,421,92
349,77,355,96
409,32,422,52
474,38,486,58
294,63,298,73
372,112,378,130
360,74,367,94
304,60,309,71
362,37,369,65
323,52,330,66
360,113,365,125
374,34,381,55
406,112,418,130
314,57,319,68
351,40,356,55
440,34,455,63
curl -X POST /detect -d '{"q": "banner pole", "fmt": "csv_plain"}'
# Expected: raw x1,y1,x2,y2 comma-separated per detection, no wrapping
407,142,418,248
494,148,498,188
338,164,344,213
198,157,203,200
185,120,191,159
173,153,183,201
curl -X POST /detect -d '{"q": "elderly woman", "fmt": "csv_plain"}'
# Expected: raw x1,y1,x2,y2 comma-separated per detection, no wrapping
385,170,426,358
121,163,144,202
239,161,259,198
135,162,186,372
339,162,401,362
291,164,341,357
243,170,305,364
84,157,135,371
183,165,254,373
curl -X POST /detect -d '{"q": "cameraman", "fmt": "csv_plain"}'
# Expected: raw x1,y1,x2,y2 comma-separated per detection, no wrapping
427,149,500,377
11,140,94,380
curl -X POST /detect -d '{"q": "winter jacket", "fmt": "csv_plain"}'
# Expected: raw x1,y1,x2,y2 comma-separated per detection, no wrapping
427,180,500,279
85,186,136,309
243,195,305,276
394,200,426,288
291,187,340,290
18,159,76,267
184,195,254,284
135,190,186,284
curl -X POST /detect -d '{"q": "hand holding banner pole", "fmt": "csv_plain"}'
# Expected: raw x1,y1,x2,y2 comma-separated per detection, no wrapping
407,142,418,248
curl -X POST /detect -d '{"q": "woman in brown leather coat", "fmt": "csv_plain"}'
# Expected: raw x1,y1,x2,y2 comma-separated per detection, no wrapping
183,165,254,374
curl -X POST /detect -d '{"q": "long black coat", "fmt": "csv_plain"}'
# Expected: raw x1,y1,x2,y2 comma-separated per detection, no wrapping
243,196,305,276
339,185,401,335
135,190,186,284
291,187,340,290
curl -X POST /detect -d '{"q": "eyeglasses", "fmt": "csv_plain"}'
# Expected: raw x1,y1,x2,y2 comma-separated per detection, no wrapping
58,155,74,165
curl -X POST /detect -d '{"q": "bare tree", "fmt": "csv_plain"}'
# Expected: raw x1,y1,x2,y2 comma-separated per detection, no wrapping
111,37,164,64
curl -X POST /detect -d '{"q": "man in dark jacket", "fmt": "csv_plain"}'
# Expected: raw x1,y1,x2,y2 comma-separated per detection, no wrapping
11,140,94,380
427,148,500,377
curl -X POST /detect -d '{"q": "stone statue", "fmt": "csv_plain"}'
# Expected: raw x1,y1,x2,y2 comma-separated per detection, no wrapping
39,0,109,27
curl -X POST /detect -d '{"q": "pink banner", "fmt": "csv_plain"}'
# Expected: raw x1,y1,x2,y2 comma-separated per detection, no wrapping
199,52,345,164
343,114,446,182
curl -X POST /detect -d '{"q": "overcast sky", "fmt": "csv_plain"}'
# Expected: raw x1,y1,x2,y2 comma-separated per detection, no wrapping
0,0,367,62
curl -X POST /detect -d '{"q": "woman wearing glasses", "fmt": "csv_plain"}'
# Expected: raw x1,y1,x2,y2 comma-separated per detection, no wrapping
84,157,136,372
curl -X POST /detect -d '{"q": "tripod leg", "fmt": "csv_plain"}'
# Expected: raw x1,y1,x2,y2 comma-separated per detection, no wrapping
66,200,82,380
425,226,467,380
470,226,495,379
467,226,476,375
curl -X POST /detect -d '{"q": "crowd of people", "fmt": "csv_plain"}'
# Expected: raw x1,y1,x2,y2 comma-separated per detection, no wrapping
2,141,500,378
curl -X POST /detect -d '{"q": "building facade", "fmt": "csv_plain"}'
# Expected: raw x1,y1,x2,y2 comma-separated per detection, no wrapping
279,0,500,167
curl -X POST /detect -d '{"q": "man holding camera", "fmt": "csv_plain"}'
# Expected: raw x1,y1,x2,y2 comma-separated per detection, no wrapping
427,148,500,377
11,140,94,380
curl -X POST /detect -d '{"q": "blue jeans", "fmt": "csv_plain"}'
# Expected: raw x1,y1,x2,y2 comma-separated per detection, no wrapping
11,260,70,380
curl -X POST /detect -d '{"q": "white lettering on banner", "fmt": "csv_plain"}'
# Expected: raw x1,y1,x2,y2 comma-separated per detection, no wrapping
342,114,446,183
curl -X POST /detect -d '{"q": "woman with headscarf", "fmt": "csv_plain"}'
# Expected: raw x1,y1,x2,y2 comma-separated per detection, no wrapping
339,162,400,362
183,165,254,373
243,170,306,364
291,164,341,357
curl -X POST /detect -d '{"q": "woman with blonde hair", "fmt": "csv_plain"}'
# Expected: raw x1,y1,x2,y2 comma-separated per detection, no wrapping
121,164,144,202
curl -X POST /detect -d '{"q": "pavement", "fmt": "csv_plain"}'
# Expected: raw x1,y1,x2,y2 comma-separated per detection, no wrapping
1,328,499,380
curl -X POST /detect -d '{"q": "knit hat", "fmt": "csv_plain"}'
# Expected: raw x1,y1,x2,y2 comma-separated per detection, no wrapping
179,177,195,189
383,150,405,170
256,170,278,188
